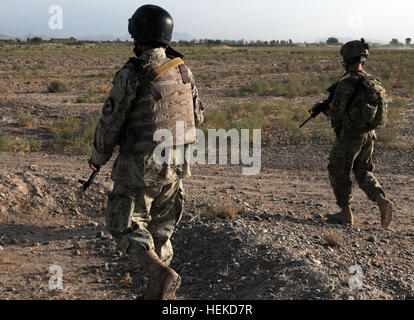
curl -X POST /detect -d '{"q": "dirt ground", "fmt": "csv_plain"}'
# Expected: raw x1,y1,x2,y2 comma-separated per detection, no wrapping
0,139,413,300
0,44,413,300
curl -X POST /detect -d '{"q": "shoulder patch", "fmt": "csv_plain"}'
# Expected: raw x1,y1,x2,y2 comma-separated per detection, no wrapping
102,97,114,116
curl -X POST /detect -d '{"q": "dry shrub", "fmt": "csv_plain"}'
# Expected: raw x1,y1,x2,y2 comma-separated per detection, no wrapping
17,112,35,128
377,128,398,149
323,231,342,249
48,80,70,93
48,116,98,154
99,85,111,94
0,82,9,93
0,134,31,152
209,197,241,221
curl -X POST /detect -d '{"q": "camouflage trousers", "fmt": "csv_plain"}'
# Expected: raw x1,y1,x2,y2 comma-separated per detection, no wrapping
104,179,184,266
328,134,384,208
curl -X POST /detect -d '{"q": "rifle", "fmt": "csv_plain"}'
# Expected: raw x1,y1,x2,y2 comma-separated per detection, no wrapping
299,82,338,128
78,166,100,192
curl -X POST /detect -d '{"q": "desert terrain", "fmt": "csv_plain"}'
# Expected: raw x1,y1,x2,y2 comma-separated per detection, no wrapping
0,42,413,300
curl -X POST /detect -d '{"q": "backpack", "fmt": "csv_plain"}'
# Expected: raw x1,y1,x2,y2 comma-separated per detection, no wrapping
347,74,388,132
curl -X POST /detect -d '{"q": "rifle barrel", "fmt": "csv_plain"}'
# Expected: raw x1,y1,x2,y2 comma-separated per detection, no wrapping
79,169,100,192
299,116,312,128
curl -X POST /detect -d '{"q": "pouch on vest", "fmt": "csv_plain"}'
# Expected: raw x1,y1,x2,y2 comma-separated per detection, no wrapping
347,75,387,132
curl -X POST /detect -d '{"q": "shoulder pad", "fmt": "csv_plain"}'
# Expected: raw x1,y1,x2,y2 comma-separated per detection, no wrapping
341,72,363,86
363,74,381,83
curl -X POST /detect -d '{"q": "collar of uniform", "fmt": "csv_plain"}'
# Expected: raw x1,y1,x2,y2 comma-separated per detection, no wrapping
139,47,167,62
347,69,367,78
353,69,367,75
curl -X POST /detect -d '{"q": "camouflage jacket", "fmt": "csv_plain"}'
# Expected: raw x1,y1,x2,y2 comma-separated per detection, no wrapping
327,70,377,139
90,47,204,187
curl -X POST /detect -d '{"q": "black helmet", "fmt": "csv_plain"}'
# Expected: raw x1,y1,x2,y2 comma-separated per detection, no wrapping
340,38,370,61
128,5,173,46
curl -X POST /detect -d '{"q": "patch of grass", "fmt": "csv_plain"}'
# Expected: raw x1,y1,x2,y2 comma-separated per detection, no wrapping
262,103,279,113
377,128,398,149
76,93,107,103
0,134,31,152
13,64,23,71
227,73,339,98
274,102,310,141
0,134,12,151
17,112,35,128
203,102,265,132
48,80,70,93
49,116,98,154
30,139,43,152
387,97,407,125
323,231,342,249
208,197,241,221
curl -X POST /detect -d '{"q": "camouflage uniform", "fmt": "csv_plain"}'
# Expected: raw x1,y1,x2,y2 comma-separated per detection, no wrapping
90,47,204,266
326,70,385,208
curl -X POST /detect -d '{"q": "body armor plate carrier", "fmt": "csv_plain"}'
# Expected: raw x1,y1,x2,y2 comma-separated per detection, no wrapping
128,57,196,148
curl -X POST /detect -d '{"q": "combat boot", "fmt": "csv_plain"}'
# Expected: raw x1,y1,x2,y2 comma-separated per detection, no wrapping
375,194,393,229
325,205,354,226
138,250,181,300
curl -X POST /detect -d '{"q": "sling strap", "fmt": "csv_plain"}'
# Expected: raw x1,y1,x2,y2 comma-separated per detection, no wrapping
146,58,185,82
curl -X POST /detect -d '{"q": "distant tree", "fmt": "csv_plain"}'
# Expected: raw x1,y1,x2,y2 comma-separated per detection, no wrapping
406,38,412,46
390,38,400,46
288,39,293,45
29,37,42,43
327,37,339,44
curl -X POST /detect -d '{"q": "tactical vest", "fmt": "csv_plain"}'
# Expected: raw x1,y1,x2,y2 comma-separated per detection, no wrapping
126,57,196,149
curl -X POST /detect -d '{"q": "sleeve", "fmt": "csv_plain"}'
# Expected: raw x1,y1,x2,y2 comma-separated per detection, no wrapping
89,66,137,166
187,67,205,127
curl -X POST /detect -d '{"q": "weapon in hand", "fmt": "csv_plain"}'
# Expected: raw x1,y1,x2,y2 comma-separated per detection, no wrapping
299,101,329,128
78,166,100,192
299,82,337,128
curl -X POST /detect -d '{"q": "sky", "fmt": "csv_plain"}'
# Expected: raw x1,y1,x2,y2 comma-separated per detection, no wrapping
1,0,413,42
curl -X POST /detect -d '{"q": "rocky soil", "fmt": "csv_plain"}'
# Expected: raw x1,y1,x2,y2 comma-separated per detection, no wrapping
0,147,413,300
0,45,413,300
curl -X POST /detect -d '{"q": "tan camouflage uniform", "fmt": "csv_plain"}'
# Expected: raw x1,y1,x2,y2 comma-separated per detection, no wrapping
326,70,385,208
90,47,204,266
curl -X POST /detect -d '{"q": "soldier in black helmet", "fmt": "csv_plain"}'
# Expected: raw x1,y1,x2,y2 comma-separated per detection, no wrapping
88,4,204,299
323,39,393,229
